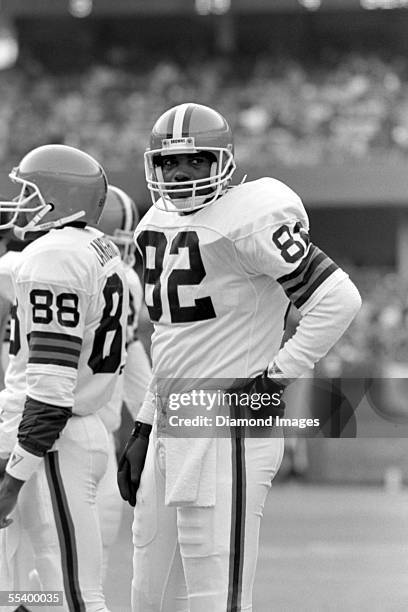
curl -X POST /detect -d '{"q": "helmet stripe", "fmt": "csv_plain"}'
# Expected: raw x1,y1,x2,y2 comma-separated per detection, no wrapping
172,103,190,138
165,107,178,139
182,104,195,137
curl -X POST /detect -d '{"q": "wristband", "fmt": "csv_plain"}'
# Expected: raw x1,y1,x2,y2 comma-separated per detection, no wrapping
135,390,156,426
6,442,43,482
267,361,292,387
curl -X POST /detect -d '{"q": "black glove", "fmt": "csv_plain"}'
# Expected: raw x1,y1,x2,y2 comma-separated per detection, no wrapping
230,369,286,420
117,421,152,507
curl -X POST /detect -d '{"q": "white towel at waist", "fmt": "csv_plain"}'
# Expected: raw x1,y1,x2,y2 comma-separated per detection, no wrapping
164,436,216,507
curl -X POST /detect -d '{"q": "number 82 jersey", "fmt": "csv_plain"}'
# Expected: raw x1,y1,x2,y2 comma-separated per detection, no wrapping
0,226,128,419
135,178,347,381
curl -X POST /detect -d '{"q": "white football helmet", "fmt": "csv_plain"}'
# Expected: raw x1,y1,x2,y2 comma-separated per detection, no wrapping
98,185,139,266
145,103,236,212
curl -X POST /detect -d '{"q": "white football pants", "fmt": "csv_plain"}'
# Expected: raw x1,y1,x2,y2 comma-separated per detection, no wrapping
1,413,111,612
96,431,123,583
132,429,284,612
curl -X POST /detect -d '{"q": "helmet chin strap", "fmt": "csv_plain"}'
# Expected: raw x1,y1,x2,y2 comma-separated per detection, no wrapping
14,205,86,240
13,204,53,240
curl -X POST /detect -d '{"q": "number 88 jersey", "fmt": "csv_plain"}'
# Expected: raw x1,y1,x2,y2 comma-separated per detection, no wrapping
135,177,347,381
0,225,128,421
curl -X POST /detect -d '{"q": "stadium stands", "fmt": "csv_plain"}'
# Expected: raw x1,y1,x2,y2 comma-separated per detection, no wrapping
1,51,408,172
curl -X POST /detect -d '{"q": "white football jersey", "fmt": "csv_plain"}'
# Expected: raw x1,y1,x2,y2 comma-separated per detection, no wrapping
126,266,144,346
97,266,147,432
0,249,22,303
0,250,22,374
0,226,129,434
135,177,346,381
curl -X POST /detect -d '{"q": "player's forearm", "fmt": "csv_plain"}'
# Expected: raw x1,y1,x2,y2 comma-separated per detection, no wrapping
0,370,75,464
123,340,152,419
274,276,361,379
18,396,72,455
134,383,156,426
26,369,77,407
6,396,72,481
0,412,21,459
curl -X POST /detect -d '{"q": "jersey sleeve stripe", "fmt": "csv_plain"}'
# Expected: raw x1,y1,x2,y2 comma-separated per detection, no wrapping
277,244,340,309
278,245,326,289
284,253,335,298
28,354,80,369
28,355,79,368
30,344,80,357
28,337,82,352
28,331,82,369
292,262,339,309
278,244,316,283
27,331,82,345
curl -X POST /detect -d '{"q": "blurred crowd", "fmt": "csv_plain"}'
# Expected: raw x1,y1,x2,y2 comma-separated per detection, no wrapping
1,51,408,169
320,268,408,376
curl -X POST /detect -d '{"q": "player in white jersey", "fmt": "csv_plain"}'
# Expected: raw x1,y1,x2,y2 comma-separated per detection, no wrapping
118,103,362,612
0,145,128,612
95,185,151,581
0,225,15,387
0,229,15,474
0,242,42,597
0,247,23,378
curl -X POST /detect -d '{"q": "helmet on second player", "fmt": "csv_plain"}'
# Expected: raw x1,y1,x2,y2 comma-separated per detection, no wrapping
144,102,236,212
0,144,107,239
98,185,139,266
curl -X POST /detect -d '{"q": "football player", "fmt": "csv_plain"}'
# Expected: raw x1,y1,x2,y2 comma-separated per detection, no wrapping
0,145,128,612
0,237,24,384
0,236,9,390
0,223,15,388
119,103,362,612
0,235,40,598
95,185,151,581
0,226,14,470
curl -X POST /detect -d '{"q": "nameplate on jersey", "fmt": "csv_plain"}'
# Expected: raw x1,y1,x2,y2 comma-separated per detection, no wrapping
162,137,195,150
89,236,118,266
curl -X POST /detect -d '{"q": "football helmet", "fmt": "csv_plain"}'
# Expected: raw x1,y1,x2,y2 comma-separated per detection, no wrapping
98,185,139,266
145,103,236,212
0,144,107,239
